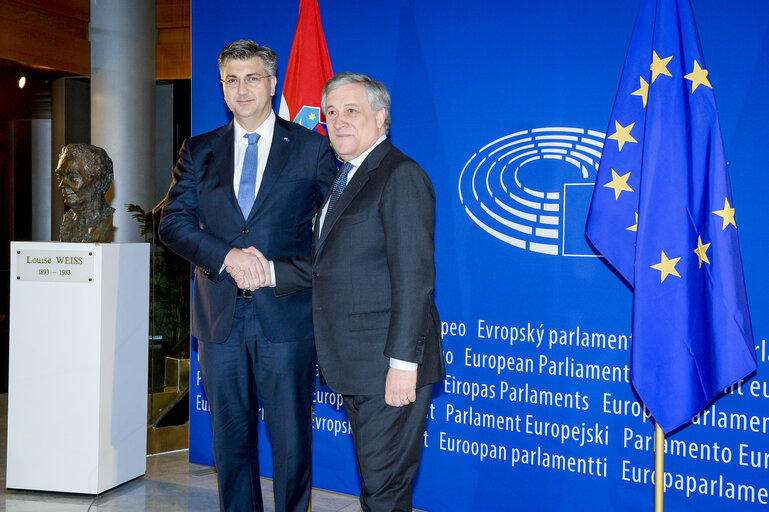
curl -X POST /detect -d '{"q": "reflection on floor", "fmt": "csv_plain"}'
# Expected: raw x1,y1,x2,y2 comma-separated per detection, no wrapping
0,394,363,511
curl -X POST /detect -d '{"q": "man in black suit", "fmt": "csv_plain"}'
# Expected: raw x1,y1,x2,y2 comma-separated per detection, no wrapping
240,72,443,512
158,40,336,512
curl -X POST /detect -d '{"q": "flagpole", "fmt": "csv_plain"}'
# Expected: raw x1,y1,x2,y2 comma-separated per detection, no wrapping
654,422,664,511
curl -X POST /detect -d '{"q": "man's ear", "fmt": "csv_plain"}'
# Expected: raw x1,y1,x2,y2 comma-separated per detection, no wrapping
375,108,386,130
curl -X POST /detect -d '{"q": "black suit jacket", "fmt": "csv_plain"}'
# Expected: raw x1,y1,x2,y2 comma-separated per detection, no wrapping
159,116,337,343
275,139,444,395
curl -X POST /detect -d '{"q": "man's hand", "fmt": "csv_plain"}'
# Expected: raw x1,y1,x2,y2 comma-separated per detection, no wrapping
226,265,248,289
385,368,417,407
243,247,271,286
224,247,270,290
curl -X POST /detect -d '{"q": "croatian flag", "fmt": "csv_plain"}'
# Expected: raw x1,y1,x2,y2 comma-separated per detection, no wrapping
279,0,334,136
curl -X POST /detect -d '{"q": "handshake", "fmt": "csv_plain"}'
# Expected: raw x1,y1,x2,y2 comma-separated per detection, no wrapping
224,247,272,291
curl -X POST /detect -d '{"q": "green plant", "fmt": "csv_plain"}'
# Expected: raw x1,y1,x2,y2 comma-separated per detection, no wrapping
127,203,190,359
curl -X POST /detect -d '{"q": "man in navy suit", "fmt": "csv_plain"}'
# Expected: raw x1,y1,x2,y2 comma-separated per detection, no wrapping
159,40,336,512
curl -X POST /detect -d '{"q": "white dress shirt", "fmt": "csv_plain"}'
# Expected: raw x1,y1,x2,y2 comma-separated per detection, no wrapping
232,111,275,200
220,113,276,275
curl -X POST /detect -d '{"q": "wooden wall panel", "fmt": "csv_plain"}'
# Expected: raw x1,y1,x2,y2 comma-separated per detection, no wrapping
156,0,188,28
16,0,89,21
0,0,90,75
157,27,191,80
0,0,190,80
156,0,191,80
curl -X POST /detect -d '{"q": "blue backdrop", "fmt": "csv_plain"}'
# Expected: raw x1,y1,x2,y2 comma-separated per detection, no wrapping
187,1,769,510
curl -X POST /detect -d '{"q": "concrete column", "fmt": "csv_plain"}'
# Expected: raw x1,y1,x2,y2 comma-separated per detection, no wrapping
31,119,51,241
155,82,173,206
90,0,156,242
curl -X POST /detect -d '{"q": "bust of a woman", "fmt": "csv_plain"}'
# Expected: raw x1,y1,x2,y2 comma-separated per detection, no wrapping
55,144,115,243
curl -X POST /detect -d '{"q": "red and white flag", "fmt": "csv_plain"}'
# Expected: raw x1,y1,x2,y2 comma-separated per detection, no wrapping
279,0,334,136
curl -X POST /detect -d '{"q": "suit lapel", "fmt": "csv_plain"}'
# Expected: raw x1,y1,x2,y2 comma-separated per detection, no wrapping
248,117,291,221
213,123,241,216
315,139,393,253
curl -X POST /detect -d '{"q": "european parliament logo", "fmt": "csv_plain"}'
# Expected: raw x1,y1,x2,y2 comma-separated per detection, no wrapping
458,127,604,257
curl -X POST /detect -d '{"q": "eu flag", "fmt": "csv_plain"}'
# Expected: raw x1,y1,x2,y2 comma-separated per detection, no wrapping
585,0,757,434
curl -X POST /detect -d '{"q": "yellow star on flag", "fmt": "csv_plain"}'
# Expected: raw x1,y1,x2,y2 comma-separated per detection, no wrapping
694,236,711,268
713,197,737,230
684,60,712,93
650,51,673,83
603,169,634,199
631,77,649,107
608,121,637,152
650,250,681,283
626,212,638,232
309,113,317,120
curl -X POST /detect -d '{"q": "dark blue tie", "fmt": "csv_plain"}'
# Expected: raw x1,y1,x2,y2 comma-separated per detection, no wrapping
237,132,260,218
326,162,354,217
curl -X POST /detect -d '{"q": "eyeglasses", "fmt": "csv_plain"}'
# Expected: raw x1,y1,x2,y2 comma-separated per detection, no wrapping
220,75,273,88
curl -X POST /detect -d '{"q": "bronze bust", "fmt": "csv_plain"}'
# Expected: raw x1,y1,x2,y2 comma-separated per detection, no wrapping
55,144,115,243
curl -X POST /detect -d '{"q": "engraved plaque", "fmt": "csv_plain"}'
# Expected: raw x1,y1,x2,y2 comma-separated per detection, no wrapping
15,249,95,283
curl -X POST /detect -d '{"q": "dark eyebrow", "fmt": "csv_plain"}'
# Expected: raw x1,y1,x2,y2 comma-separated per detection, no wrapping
327,103,360,110
225,73,259,79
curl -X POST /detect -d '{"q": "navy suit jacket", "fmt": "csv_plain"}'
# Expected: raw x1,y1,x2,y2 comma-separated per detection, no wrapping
275,140,444,395
159,116,337,343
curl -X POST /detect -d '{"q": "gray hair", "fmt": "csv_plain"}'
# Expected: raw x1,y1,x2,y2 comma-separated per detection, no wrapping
58,144,113,196
218,39,277,77
321,72,391,132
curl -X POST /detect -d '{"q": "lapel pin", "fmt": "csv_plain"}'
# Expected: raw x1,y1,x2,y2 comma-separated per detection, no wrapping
283,137,291,143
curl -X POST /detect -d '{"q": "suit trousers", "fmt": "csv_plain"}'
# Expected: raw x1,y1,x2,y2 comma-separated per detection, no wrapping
343,384,433,512
199,297,315,512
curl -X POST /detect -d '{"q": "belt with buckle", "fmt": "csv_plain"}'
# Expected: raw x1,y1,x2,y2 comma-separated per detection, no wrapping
236,288,253,299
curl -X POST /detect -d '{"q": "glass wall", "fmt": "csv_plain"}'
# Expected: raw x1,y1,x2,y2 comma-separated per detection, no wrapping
131,203,191,454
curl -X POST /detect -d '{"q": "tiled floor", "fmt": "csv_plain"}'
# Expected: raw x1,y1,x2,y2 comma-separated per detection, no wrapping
0,393,362,511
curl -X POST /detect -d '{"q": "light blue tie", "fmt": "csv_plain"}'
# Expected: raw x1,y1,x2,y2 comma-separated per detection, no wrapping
237,132,260,218
326,162,354,217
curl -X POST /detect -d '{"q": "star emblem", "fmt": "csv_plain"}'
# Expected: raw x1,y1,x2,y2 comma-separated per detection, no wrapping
694,236,711,268
684,60,712,93
650,250,681,283
626,212,638,232
608,121,637,152
603,169,634,200
631,77,649,107
650,51,673,83
713,197,736,230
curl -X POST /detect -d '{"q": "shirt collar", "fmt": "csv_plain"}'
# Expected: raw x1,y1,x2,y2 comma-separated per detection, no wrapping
347,134,388,169
234,111,276,142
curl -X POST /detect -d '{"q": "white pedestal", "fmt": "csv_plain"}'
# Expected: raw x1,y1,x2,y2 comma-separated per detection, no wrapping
6,242,150,494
